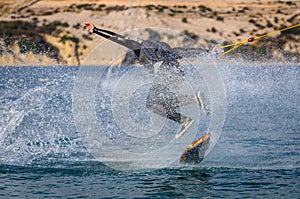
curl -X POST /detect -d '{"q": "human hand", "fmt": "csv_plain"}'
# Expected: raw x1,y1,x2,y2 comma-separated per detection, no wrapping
83,22,95,33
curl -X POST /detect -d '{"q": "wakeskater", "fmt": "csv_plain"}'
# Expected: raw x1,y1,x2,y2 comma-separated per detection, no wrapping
84,22,209,139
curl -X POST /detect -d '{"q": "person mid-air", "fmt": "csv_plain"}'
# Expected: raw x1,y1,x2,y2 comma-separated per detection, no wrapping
84,22,209,139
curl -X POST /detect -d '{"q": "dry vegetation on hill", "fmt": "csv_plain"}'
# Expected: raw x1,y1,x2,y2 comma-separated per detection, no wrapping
0,0,299,65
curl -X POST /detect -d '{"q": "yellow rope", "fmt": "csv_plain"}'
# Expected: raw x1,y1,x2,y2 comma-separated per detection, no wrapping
220,23,300,56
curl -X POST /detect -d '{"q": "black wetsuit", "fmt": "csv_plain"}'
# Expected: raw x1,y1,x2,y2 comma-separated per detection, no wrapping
138,40,187,123
93,27,190,124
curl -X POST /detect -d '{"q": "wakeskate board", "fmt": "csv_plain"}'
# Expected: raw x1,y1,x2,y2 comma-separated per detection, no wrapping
179,132,211,164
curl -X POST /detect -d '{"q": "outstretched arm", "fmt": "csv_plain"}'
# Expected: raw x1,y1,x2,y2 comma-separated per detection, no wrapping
83,22,142,56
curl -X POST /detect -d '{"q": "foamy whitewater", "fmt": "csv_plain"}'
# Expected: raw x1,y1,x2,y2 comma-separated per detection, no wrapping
0,62,299,198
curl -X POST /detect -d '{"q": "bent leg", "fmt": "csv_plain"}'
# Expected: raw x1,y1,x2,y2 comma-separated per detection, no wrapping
177,92,210,116
146,84,189,123
147,104,183,123
177,95,195,107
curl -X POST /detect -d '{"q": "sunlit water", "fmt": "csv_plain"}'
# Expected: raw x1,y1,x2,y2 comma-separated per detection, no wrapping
0,64,299,198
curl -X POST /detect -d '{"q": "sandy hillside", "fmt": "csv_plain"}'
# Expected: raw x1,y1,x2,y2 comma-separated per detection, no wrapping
0,0,299,66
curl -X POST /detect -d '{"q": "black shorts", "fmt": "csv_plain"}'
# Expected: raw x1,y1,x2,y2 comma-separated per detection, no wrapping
146,84,182,123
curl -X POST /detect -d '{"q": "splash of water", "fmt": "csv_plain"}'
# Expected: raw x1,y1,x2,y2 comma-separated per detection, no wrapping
0,74,86,166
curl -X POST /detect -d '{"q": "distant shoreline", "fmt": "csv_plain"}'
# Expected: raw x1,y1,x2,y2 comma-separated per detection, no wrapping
0,0,299,66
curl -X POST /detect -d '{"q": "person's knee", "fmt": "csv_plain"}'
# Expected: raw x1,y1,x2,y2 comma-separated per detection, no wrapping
146,103,166,115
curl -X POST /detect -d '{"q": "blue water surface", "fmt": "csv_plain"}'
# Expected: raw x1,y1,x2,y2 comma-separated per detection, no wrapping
0,64,299,198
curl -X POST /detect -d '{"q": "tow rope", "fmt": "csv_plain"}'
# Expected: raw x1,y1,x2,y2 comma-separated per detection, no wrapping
219,23,300,56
